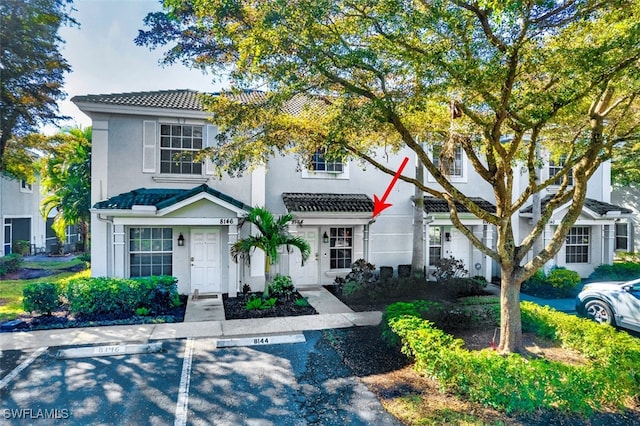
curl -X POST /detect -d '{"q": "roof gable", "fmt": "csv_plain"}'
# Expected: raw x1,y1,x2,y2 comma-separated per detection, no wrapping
93,184,251,213
519,195,632,216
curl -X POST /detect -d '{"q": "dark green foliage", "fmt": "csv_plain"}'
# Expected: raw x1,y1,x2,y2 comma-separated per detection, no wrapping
269,274,295,299
589,262,640,281
0,253,23,276
294,297,310,307
0,0,75,166
78,252,91,263
23,282,59,315
12,240,30,256
522,267,581,297
385,300,640,415
244,295,278,310
66,275,180,319
444,277,488,297
431,257,468,282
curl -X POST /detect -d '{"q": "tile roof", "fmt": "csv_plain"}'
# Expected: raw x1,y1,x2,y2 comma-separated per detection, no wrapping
70,89,323,114
93,184,250,211
520,195,632,215
282,193,374,213
424,197,497,214
72,89,267,111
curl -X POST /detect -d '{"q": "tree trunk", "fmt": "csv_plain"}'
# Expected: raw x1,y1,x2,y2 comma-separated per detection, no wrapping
411,159,425,279
264,255,272,297
498,270,524,353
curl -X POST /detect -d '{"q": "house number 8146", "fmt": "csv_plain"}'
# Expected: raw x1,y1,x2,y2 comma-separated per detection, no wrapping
219,218,235,225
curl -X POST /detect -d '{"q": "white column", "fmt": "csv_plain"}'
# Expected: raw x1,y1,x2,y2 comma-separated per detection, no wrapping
228,225,239,294
91,118,109,276
113,224,126,278
484,223,493,282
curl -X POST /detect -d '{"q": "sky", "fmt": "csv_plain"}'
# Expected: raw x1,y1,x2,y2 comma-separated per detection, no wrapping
49,0,227,133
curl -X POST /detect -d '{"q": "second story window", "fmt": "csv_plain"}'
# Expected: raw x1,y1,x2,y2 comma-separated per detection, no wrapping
160,124,203,175
431,145,464,177
549,156,574,186
20,180,32,193
310,150,344,173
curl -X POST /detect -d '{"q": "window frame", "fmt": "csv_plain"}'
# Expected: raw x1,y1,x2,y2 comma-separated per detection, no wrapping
20,180,33,193
159,124,204,176
548,156,574,186
427,145,467,183
129,227,173,277
329,227,353,269
302,150,349,179
615,222,629,252
428,226,442,266
565,226,590,264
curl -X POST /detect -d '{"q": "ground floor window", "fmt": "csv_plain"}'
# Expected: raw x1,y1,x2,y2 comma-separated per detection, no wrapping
428,226,442,265
129,227,173,277
330,227,352,269
566,226,589,263
615,223,629,251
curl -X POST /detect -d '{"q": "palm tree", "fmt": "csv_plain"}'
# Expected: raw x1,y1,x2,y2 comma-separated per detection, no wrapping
40,126,91,251
231,207,310,296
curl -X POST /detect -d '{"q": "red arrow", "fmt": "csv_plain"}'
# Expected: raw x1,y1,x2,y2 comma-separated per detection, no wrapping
372,156,409,218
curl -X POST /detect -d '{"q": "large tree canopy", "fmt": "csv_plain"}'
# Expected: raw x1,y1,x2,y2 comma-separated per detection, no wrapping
0,0,75,169
137,0,640,352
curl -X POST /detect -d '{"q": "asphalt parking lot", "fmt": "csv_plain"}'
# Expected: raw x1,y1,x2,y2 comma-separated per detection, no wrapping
1,331,401,425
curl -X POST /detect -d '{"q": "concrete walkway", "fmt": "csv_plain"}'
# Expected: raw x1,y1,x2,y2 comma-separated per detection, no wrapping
1,286,380,351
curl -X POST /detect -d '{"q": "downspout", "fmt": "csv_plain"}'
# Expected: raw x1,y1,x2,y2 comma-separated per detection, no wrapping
364,219,375,261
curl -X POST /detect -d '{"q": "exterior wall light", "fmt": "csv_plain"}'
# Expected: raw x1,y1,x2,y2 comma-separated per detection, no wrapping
323,232,329,243
177,233,185,247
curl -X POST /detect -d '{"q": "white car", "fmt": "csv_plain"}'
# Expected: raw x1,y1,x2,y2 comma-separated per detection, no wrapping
575,278,640,333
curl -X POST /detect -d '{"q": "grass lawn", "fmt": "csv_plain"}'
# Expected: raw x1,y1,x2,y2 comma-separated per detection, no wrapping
0,264,89,322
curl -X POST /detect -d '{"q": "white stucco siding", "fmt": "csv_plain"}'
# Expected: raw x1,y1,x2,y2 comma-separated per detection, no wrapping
1,176,50,253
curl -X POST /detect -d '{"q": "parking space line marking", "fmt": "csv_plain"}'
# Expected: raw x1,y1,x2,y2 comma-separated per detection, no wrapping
174,338,194,426
0,347,48,390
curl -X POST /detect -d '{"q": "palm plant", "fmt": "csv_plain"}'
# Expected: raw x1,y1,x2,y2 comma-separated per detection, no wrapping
40,126,91,251
231,207,310,296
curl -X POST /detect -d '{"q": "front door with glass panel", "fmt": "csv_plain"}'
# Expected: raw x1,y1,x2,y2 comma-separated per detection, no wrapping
190,228,221,293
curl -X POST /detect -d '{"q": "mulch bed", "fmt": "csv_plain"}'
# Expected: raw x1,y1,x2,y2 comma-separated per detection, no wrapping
223,292,318,319
1,295,188,332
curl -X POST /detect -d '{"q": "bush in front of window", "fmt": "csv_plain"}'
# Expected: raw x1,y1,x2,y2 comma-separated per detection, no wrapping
66,276,179,319
589,262,640,281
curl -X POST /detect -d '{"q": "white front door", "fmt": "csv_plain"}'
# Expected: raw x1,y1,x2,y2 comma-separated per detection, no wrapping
294,228,319,286
190,228,221,293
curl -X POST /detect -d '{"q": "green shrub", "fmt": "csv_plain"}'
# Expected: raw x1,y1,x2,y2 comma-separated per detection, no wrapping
385,300,640,415
66,275,179,319
78,252,91,263
545,267,581,296
12,240,30,256
23,282,60,315
135,306,151,316
589,262,640,281
294,297,310,307
432,256,468,282
269,274,295,298
445,277,488,297
342,280,365,300
0,253,23,276
245,295,278,310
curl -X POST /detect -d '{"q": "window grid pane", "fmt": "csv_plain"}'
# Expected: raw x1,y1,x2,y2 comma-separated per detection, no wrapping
329,227,352,269
549,157,574,186
565,226,589,263
432,146,463,177
310,150,344,173
159,124,204,175
428,227,442,265
615,223,628,251
129,227,173,277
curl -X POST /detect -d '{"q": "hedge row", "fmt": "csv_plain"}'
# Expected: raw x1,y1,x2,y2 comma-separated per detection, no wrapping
385,300,640,415
23,275,180,319
0,253,23,277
